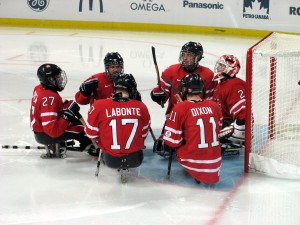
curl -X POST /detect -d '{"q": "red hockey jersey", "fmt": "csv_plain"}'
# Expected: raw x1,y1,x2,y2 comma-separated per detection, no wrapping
85,98,151,157
30,84,83,138
75,72,114,105
212,77,246,122
159,64,215,116
163,99,223,184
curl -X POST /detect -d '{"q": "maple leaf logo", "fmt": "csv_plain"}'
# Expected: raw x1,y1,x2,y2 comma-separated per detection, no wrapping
33,91,38,103
244,0,269,15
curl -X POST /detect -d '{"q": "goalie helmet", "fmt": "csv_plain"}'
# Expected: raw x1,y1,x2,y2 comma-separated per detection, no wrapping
214,54,240,81
37,64,67,92
113,73,137,99
179,41,203,72
180,73,204,99
104,52,124,80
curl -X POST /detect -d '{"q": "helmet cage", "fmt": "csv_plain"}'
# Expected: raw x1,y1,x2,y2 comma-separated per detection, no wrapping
54,70,67,91
37,64,67,92
213,55,240,81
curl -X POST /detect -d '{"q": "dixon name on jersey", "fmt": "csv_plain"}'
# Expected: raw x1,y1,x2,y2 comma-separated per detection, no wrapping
190,106,213,117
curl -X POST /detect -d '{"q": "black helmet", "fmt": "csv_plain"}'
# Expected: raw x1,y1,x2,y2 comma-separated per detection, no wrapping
179,41,203,72
113,73,137,99
37,64,67,92
104,52,124,80
180,73,204,99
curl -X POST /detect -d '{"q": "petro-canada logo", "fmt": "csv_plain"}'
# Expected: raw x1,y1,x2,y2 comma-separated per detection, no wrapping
243,0,270,20
27,0,50,12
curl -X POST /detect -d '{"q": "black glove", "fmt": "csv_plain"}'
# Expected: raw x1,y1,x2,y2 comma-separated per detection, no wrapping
63,100,80,123
150,87,166,103
79,78,98,96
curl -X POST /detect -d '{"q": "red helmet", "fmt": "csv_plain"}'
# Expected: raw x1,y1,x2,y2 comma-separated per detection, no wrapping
214,55,240,81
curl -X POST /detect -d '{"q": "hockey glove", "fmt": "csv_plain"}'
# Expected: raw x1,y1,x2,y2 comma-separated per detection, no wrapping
153,137,172,158
230,119,245,143
150,87,166,103
63,100,80,123
79,78,98,96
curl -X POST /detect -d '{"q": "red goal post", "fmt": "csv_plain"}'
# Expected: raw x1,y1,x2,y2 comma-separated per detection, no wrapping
245,32,300,179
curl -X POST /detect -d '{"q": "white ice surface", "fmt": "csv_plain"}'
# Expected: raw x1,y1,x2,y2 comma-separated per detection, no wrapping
0,27,300,225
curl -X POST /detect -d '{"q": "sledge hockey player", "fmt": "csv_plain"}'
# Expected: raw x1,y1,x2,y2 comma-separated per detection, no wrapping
85,73,151,183
212,54,246,156
75,52,125,105
30,63,94,158
162,73,223,184
150,41,216,157
75,52,141,156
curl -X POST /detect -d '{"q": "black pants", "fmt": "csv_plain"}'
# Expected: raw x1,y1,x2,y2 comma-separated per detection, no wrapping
34,131,92,150
103,150,144,169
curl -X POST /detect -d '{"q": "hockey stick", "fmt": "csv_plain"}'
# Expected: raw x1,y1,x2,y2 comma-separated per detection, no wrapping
2,145,46,149
1,145,85,152
167,148,175,179
149,127,157,142
166,78,183,103
78,105,103,176
151,46,164,108
78,115,100,153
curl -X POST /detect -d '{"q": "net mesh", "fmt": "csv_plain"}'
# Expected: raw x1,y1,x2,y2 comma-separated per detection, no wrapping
249,32,300,179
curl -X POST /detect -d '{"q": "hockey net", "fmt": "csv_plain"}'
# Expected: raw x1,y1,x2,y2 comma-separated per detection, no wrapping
245,32,300,179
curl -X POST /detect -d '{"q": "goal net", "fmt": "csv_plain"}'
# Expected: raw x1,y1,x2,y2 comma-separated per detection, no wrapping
245,32,300,179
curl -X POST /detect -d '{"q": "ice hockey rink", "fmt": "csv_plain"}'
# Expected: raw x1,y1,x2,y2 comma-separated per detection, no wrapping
0,27,299,225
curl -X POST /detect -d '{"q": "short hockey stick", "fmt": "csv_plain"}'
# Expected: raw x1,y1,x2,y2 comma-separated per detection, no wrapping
151,46,164,108
167,148,174,179
149,127,157,142
95,152,102,176
78,113,103,176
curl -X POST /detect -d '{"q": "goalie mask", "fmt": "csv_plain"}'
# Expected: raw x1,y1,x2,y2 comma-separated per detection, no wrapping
104,52,124,80
214,55,240,81
179,41,203,72
180,73,204,99
37,64,67,92
113,73,137,99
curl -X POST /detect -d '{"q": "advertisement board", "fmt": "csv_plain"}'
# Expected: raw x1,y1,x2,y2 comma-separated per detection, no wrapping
0,0,299,33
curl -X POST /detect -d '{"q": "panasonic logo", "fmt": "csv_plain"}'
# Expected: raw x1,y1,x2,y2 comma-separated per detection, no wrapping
183,1,224,9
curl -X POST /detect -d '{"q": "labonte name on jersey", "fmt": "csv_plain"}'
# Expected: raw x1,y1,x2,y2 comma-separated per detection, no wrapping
106,108,141,117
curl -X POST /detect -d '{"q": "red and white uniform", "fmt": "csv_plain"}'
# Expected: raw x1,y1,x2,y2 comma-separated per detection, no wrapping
75,72,114,105
30,84,83,137
163,99,223,184
212,77,246,122
160,64,215,116
85,98,151,157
